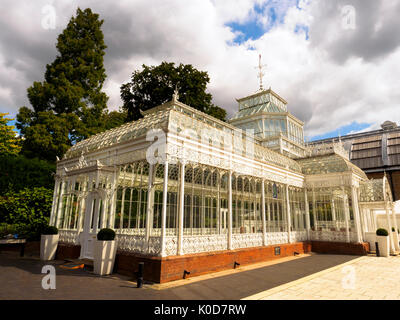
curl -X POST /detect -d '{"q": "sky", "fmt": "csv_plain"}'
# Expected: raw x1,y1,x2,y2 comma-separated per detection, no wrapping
1,0,400,140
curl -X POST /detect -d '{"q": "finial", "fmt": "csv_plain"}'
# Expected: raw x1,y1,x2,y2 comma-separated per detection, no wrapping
255,54,267,91
172,85,179,102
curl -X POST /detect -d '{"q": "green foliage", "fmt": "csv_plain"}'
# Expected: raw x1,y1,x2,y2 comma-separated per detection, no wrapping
0,187,53,240
204,105,227,122
0,113,21,156
97,228,115,241
16,8,110,161
392,227,395,232
121,61,227,121
42,225,58,235
0,155,55,194
376,228,388,236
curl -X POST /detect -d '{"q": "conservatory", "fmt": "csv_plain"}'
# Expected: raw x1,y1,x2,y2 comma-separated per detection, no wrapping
49,88,397,281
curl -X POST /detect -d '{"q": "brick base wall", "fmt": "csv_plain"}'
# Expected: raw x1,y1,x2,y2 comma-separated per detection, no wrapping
56,243,81,260
311,241,370,255
56,240,369,283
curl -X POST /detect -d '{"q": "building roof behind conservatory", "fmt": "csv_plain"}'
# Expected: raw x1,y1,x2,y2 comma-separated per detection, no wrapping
296,153,367,178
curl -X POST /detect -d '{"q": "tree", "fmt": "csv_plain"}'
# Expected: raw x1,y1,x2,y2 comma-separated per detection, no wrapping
17,8,109,161
120,62,227,122
0,113,21,156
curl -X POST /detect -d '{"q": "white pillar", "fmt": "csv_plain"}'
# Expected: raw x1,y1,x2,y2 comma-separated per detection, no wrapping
385,202,396,253
145,164,155,242
304,189,311,240
50,179,60,226
177,161,185,255
228,171,233,250
285,185,292,243
55,180,66,228
343,192,351,243
261,180,267,246
351,186,363,243
160,161,169,257
391,203,400,251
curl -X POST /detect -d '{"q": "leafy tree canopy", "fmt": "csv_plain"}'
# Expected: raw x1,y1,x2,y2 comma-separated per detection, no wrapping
120,62,227,122
0,113,21,156
17,8,110,162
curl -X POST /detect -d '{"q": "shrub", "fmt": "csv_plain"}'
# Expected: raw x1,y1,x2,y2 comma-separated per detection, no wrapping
392,227,395,232
97,228,115,241
376,228,389,236
0,155,55,194
0,187,53,240
42,225,58,235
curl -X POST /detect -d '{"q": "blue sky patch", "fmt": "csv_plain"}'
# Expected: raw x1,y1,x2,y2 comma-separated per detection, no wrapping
309,122,373,141
226,0,303,44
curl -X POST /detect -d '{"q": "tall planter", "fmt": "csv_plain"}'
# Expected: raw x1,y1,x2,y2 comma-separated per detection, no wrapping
40,234,59,261
376,228,390,257
93,240,117,275
93,228,117,276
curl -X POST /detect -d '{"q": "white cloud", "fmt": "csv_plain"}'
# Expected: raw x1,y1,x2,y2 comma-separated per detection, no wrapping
0,0,399,139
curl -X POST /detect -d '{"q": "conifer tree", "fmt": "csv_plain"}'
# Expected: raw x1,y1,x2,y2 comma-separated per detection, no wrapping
17,8,109,161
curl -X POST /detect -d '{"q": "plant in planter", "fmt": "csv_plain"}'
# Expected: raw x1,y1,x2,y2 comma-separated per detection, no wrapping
40,225,59,261
93,228,117,276
376,228,389,257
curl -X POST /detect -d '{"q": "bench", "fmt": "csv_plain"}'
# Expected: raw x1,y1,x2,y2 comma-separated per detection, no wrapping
0,239,26,257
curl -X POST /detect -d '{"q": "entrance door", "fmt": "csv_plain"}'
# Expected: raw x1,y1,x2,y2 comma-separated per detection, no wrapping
80,192,102,259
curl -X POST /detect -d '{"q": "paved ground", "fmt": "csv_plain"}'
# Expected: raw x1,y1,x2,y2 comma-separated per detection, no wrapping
244,255,400,300
0,251,357,300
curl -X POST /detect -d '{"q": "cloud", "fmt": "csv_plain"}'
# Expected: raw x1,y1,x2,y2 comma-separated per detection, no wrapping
0,0,399,140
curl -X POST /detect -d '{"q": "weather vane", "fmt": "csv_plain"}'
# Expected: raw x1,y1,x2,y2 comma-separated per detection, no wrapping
255,54,267,91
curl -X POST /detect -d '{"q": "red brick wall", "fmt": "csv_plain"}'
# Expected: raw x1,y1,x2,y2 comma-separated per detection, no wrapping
114,252,162,283
158,242,311,283
311,241,370,255
55,241,369,284
56,244,81,260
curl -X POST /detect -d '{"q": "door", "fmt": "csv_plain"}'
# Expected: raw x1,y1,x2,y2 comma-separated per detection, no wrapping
80,192,102,259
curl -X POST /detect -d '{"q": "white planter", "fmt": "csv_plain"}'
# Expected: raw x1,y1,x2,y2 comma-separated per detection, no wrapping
93,240,117,275
377,235,390,257
392,232,400,251
40,234,59,261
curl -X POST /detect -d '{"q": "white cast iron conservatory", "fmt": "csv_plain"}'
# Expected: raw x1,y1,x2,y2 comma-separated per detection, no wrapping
49,88,399,259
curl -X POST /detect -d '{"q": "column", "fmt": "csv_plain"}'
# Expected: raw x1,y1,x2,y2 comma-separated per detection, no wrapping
343,191,351,243
49,179,60,226
177,161,185,255
385,202,395,253
261,180,267,246
391,203,400,251
351,186,363,243
312,187,317,231
108,167,118,229
304,189,311,240
145,164,155,242
331,198,337,230
55,180,66,228
160,161,169,257
228,171,233,250
285,185,292,243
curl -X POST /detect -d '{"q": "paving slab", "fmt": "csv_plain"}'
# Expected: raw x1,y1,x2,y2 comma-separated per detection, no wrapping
244,255,400,300
0,251,358,300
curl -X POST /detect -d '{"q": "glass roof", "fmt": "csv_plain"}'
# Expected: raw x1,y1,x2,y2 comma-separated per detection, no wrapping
296,153,367,177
